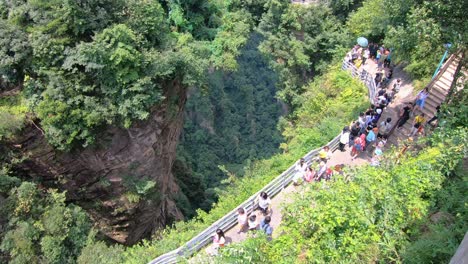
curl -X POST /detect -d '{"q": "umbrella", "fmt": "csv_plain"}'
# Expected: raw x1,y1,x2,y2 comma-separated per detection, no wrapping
357,37,368,47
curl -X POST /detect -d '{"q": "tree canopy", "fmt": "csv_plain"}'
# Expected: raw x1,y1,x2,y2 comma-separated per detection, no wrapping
0,0,252,150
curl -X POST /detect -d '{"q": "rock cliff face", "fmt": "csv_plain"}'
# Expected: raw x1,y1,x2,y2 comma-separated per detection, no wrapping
13,80,186,244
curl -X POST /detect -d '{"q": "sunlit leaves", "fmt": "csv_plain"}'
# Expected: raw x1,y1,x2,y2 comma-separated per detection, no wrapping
211,10,252,70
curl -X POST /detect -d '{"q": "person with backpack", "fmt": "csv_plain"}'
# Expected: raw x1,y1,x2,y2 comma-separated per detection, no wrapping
260,216,273,241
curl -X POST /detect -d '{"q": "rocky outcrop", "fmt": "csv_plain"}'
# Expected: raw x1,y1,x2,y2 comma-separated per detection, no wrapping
12,79,186,245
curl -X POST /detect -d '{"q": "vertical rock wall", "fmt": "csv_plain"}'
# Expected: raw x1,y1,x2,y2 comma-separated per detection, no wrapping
14,79,186,244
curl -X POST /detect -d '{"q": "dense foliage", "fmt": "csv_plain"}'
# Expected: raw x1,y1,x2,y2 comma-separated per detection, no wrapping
0,0,251,150
258,2,350,109
0,0,466,263
174,34,283,215
1,182,91,264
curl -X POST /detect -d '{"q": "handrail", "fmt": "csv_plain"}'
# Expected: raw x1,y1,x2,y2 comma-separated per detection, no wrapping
148,60,374,264
341,60,378,105
425,50,459,94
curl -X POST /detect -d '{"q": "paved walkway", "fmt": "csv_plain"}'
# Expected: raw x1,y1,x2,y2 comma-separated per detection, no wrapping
191,59,418,262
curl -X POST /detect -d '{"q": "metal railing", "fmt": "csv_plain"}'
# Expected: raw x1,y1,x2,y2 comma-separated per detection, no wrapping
341,60,378,105
148,60,374,264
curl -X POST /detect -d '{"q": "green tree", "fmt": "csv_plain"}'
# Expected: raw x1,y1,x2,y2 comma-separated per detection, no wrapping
259,3,349,109
1,0,252,150
1,182,92,264
175,33,283,214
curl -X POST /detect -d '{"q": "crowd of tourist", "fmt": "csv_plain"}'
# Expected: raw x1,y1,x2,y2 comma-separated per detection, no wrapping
208,41,441,255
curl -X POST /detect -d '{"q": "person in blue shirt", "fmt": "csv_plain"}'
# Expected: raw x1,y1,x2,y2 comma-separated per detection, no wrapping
366,127,378,152
260,216,273,241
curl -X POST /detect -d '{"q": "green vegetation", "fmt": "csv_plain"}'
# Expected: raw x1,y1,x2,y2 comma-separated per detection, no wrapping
1,182,91,264
258,2,350,109
0,95,28,140
0,0,251,150
0,0,466,263
175,34,283,215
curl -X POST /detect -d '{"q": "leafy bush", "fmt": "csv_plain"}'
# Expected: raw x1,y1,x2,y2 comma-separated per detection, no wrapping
1,183,92,264
0,95,27,140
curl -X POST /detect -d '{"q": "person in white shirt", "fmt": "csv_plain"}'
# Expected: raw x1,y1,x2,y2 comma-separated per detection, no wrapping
236,208,248,234
363,48,370,65
258,192,271,215
393,78,402,93
206,229,226,255
292,158,307,185
339,126,350,152
248,215,258,231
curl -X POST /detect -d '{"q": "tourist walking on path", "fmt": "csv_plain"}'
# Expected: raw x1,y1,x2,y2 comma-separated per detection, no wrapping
236,208,247,234
304,166,315,183
413,88,429,114
378,118,392,137
293,158,307,185
384,49,392,68
260,216,273,241
366,127,378,152
397,103,414,129
370,142,384,166
316,161,327,181
393,78,402,93
358,113,366,133
349,122,360,147
257,192,271,215
351,134,365,160
427,105,441,126
409,113,426,137
339,126,350,151
363,48,370,65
